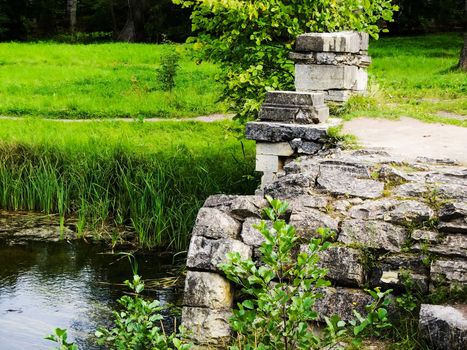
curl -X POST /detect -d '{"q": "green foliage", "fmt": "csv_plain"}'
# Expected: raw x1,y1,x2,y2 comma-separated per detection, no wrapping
0,43,225,119
157,51,181,92
45,328,79,350
174,0,398,121
345,33,467,127
219,196,334,349
95,273,192,350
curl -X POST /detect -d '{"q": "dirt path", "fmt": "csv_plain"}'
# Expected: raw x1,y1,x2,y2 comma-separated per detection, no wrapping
0,113,234,123
343,117,467,165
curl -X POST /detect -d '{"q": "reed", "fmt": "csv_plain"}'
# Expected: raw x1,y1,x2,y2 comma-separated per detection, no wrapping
0,119,258,251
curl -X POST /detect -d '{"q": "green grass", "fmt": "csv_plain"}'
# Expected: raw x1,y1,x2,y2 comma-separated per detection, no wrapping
340,33,467,126
0,43,224,119
0,119,258,250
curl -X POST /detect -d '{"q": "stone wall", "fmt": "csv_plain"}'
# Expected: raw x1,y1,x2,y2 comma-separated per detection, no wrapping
181,32,466,348
182,148,467,347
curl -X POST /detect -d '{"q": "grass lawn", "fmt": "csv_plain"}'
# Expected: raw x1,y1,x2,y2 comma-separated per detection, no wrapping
0,119,257,250
0,43,224,119
341,33,467,126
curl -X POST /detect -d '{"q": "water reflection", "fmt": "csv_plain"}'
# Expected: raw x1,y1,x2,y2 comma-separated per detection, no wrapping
0,241,182,349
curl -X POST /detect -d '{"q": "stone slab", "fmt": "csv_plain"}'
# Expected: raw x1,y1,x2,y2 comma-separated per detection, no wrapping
246,119,339,142
289,51,371,67
295,31,364,53
259,105,329,124
263,90,325,106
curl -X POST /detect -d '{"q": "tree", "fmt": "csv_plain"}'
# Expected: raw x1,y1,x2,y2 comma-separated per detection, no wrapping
174,0,399,121
67,0,78,34
459,1,467,70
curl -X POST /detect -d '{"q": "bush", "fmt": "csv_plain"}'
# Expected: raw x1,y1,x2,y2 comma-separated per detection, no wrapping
219,196,393,349
174,0,398,121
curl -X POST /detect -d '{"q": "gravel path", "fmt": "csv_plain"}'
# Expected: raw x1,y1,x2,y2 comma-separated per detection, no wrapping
343,117,467,165
0,113,234,123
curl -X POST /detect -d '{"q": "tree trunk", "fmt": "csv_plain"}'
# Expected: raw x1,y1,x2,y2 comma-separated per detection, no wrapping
67,0,78,34
460,34,467,70
118,0,146,42
459,0,467,70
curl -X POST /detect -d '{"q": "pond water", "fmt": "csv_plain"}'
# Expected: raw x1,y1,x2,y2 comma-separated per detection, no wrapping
0,240,182,350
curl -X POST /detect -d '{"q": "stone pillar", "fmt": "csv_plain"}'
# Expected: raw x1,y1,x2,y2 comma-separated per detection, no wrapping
246,90,338,189
289,31,371,102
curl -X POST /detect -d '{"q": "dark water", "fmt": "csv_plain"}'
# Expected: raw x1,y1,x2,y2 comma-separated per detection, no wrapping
0,240,182,350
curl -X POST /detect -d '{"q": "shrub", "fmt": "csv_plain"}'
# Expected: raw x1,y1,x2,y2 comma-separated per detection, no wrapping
219,196,393,349
173,0,398,121
157,51,181,92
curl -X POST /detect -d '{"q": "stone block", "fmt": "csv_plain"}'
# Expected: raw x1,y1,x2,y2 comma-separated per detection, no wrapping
203,195,267,220
339,219,408,252
289,51,371,68
316,246,366,286
313,287,374,322
256,142,294,156
183,271,233,310
240,217,270,247
325,90,352,102
354,68,368,91
369,253,430,293
430,258,467,288
295,64,359,91
264,173,314,199
419,304,467,350
192,207,241,239
187,236,252,272
348,199,434,225
182,307,232,345
245,120,338,143
288,194,329,211
295,31,363,53
255,154,282,172
438,202,467,234
258,91,329,124
317,163,384,199
426,234,467,258
358,32,369,51
261,172,278,187
289,208,339,238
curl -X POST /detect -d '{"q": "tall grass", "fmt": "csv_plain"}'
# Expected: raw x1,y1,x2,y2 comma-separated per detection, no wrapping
0,119,258,250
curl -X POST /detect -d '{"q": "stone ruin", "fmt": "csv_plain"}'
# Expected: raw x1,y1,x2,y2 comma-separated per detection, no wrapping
290,31,370,102
181,32,467,349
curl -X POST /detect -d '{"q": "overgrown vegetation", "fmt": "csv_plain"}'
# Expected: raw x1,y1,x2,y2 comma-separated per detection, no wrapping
0,119,257,250
0,43,224,119
175,0,398,121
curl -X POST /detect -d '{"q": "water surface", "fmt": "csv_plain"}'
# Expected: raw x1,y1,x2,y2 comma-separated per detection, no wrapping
0,240,182,349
